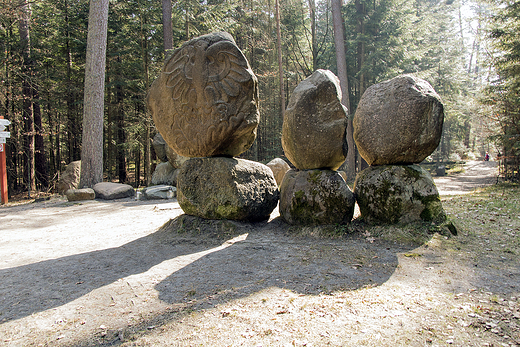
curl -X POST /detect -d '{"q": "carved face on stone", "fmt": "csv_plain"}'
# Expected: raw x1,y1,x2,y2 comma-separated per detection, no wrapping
147,32,260,158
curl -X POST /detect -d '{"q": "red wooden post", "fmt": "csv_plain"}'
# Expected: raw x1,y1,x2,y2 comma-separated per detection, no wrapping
0,116,7,204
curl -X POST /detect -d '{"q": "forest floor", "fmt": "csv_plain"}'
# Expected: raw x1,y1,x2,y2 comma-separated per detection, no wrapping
1,160,519,347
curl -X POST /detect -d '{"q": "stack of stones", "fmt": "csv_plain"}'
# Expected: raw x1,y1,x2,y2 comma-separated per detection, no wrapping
147,32,278,221
280,69,355,225
353,75,446,224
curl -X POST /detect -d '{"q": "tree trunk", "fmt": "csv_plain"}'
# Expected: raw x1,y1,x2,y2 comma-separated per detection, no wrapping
19,0,35,195
332,0,355,181
141,8,152,186
162,0,173,50
115,57,127,183
33,86,48,188
275,0,285,119
308,0,317,70
80,0,109,188
65,0,81,162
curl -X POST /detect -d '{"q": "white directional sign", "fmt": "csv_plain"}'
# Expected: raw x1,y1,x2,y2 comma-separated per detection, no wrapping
0,131,10,138
0,138,5,144
0,119,9,132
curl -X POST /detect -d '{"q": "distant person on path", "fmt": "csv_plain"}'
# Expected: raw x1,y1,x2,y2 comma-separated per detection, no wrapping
485,152,490,161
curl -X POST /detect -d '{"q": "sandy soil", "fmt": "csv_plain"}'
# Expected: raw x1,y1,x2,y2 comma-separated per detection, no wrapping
1,160,518,347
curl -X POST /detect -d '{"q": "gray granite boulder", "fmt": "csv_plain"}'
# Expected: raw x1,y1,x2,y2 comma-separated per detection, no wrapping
152,133,168,162
93,182,135,200
57,161,81,194
65,188,95,202
151,162,179,186
354,164,446,224
177,157,279,221
353,75,444,165
147,32,260,158
165,145,188,168
142,185,176,200
266,158,290,186
282,69,348,171
279,169,355,225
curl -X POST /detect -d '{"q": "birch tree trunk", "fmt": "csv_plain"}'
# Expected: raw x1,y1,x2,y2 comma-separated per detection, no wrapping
80,0,109,188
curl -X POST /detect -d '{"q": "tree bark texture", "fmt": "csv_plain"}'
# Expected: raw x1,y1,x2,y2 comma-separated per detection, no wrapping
18,0,35,194
332,0,356,181
275,0,285,119
80,0,109,188
162,0,173,50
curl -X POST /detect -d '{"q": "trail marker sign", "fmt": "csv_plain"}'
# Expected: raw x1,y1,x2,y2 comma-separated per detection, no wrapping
0,117,8,204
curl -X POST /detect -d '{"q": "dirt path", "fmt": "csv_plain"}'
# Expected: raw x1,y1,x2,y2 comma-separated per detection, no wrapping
434,160,499,195
1,160,518,347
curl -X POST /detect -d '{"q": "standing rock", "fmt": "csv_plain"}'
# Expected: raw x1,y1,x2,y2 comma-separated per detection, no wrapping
280,169,355,225
165,145,188,168
282,69,348,171
57,161,81,195
353,75,444,165
151,162,179,186
147,32,260,158
177,157,279,221
354,164,445,224
93,182,135,200
266,158,290,186
152,133,168,162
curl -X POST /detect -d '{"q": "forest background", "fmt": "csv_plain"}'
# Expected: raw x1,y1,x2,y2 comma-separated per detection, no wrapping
0,0,518,196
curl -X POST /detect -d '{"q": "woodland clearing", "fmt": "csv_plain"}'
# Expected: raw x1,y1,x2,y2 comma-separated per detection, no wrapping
0,160,519,347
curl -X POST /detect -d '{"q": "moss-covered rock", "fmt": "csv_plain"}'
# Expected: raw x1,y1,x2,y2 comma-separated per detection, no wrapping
353,164,446,224
177,157,279,222
279,169,355,226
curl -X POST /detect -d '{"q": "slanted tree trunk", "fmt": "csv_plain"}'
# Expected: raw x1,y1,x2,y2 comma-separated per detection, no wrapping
80,0,109,188
332,0,355,181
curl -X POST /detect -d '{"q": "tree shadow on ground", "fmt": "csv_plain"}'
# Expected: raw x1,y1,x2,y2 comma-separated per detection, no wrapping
0,214,225,323
0,214,409,326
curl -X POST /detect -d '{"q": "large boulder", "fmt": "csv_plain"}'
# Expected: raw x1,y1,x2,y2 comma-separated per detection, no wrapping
266,158,290,186
177,157,279,221
354,165,446,224
147,32,260,158
56,161,81,195
151,162,179,186
353,75,444,165
282,69,348,171
93,182,135,200
279,169,355,226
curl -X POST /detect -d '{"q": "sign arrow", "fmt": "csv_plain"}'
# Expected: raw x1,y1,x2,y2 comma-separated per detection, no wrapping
0,131,10,138
0,119,10,126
